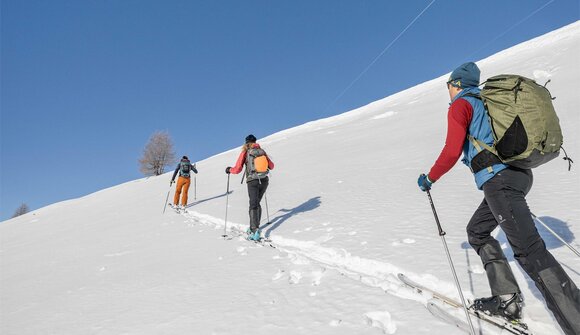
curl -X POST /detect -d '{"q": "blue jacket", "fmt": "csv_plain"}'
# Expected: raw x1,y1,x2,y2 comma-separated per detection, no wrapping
453,87,507,189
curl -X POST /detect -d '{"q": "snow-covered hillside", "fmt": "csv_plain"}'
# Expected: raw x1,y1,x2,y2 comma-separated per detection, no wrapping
2,22,579,335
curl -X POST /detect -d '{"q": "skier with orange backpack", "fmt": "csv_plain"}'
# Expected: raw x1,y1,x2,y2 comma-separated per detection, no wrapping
226,134,274,241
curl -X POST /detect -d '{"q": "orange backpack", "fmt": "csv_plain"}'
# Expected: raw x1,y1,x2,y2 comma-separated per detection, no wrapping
247,147,269,176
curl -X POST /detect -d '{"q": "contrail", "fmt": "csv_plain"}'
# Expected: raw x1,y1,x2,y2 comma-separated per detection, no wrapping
325,0,437,113
465,0,555,61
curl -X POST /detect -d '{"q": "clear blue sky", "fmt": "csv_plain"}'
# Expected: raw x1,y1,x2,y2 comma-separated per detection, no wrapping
1,0,578,220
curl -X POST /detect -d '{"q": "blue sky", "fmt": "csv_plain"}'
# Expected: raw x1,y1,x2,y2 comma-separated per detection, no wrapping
1,0,578,220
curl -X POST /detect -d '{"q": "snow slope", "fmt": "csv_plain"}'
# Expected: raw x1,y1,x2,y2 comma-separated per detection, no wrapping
2,21,579,335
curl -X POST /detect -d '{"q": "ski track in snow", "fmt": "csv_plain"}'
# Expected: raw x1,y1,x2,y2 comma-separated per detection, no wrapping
179,210,473,332
178,208,568,334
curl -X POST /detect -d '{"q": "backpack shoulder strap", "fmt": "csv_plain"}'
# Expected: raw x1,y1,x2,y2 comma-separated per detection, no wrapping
462,92,481,100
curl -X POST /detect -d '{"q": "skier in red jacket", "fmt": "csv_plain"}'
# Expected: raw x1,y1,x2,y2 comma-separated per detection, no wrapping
226,134,274,241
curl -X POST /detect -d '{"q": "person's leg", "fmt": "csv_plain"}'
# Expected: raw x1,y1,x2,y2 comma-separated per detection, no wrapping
247,180,260,232
484,168,580,334
173,177,184,205
256,178,269,225
467,198,520,296
180,178,191,206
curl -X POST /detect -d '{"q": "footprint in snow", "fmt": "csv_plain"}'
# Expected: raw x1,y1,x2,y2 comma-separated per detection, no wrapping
311,268,326,286
392,238,415,246
348,231,357,236
329,319,342,327
236,247,247,256
364,310,396,334
288,254,310,265
289,271,302,284
272,269,285,281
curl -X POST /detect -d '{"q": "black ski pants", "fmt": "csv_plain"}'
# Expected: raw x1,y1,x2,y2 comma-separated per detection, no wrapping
467,167,580,335
247,177,268,232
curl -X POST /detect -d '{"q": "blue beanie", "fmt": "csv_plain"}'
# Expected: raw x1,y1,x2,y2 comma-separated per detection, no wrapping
448,62,480,88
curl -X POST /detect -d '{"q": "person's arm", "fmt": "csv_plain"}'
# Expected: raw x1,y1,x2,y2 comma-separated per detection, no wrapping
267,155,274,170
171,164,180,183
229,150,246,174
192,163,198,174
427,98,473,182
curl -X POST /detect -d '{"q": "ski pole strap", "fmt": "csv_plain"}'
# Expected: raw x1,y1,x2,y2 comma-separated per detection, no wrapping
561,146,574,171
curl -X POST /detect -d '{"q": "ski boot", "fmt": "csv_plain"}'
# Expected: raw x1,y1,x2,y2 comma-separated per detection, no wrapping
247,229,261,241
472,293,523,320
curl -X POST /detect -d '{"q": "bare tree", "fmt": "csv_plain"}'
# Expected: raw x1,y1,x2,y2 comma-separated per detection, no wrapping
12,203,30,218
139,131,176,176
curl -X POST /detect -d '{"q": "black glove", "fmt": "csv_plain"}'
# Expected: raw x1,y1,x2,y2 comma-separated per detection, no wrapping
225,167,231,174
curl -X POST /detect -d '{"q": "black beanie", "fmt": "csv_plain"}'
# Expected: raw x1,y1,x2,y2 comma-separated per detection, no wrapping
245,134,257,143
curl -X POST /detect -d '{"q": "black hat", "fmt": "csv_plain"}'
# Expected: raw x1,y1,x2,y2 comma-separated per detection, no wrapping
182,156,189,160
245,134,257,143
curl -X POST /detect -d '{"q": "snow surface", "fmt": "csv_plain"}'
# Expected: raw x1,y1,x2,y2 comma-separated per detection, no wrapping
2,21,579,335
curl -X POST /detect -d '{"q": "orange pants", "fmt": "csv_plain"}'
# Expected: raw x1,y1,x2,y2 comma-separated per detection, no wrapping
173,176,191,206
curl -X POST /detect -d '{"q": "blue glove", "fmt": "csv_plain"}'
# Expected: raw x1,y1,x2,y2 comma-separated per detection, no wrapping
418,174,434,192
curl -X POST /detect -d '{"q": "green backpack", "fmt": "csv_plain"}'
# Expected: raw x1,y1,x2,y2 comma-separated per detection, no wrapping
470,74,564,169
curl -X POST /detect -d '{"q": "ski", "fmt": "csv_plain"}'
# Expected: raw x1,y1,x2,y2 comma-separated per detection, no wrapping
222,227,275,248
254,237,276,248
168,204,180,214
398,273,532,335
427,301,472,333
168,203,189,214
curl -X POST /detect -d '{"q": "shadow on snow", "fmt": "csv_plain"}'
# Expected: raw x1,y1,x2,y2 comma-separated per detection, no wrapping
186,191,234,208
261,196,322,238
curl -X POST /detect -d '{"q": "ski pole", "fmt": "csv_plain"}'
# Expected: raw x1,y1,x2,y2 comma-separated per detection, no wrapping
425,186,476,335
532,213,580,258
264,193,270,224
223,174,231,239
194,174,197,201
162,185,171,214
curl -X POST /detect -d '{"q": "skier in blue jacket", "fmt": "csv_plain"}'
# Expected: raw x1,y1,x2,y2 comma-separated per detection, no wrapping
418,62,580,335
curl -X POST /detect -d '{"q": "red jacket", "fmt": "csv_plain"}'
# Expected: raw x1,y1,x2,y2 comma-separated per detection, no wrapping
428,98,473,182
230,143,275,174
